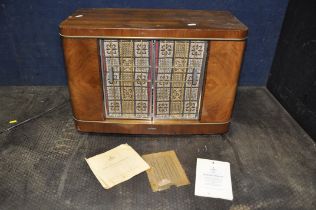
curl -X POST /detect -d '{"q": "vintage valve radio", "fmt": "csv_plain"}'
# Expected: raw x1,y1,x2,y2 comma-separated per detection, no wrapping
59,8,247,134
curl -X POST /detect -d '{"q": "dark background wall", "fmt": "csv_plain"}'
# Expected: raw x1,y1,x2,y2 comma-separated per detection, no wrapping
267,0,316,139
0,0,288,85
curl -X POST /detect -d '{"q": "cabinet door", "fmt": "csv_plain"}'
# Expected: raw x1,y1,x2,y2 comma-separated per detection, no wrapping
154,40,208,120
100,40,153,119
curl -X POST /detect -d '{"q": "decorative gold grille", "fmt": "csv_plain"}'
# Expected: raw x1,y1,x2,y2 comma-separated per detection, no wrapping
100,40,152,119
154,40,208,119
100,39,208,120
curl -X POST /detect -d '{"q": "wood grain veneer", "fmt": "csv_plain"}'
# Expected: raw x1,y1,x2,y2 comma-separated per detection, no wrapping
60,8,247,134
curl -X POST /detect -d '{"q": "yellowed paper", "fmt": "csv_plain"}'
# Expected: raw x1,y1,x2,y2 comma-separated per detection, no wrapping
85,144,150,189
142,150,190,192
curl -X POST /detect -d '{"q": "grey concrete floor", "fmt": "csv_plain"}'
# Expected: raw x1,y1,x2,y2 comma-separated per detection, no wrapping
0,86,315,210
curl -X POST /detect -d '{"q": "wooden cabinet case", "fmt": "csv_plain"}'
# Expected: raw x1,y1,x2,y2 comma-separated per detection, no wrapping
59,8,248,134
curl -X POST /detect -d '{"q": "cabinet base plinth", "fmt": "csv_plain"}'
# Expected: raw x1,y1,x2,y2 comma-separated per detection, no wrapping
74,119,229,135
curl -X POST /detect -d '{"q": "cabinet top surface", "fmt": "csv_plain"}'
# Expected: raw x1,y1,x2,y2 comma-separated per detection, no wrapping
60,8,248,39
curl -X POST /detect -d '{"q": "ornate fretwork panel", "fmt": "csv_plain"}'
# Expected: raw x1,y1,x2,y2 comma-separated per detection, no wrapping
154,40,208,119
100,39,208,120
100,40,152,119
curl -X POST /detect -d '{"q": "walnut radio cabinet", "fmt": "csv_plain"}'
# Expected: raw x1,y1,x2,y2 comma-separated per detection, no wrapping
60,8,248,134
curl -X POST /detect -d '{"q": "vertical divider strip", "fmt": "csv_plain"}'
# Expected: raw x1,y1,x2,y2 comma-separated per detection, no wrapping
151,40,156,121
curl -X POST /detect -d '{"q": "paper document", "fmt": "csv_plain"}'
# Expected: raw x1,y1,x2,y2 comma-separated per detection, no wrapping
142,150,190,192
194,158,233,200
85,144,150,189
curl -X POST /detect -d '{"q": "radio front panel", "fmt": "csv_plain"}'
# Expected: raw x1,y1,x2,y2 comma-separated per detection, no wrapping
100,39,208,120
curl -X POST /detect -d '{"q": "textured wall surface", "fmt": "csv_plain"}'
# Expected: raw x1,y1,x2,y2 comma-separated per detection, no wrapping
268,0,316,140
0,0,288,85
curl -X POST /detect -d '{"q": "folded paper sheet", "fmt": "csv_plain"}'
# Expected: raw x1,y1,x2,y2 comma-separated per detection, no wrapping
142,150,190,192
85,144,150,189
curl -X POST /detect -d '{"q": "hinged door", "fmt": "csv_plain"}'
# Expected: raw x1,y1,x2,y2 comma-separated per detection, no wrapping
100,40,153,119
100,39,208,120
154,40,208,119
